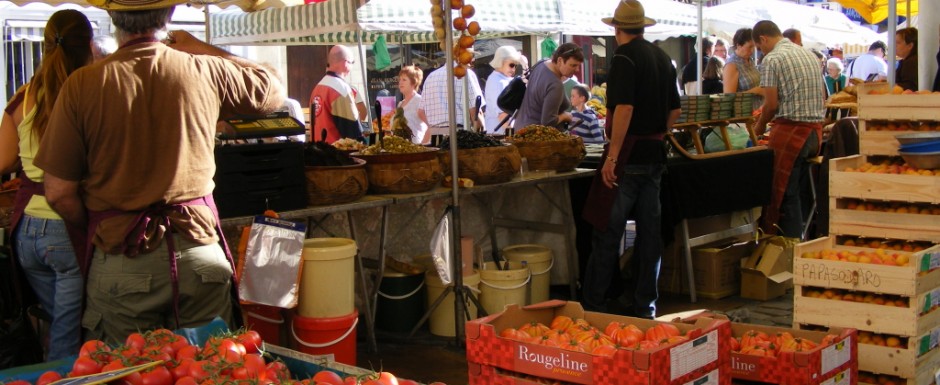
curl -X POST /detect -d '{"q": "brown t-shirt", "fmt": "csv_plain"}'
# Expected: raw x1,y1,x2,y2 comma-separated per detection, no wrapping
35,42,283,254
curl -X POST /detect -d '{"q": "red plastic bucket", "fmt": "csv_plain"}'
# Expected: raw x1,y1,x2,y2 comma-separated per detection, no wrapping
290,310,358,366
242,304,284,346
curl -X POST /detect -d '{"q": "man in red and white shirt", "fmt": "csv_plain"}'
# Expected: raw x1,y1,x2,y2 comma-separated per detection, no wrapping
310,45,361,143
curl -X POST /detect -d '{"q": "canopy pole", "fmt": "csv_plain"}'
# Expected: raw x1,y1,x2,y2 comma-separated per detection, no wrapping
356,32,373,125
695,0,703,95
204,6,211,44
887,0,897,88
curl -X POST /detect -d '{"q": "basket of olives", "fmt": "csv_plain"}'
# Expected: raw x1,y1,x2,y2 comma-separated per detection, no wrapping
511,125,586,172
438,131,521,185
353,136,442,194
304,142,368,206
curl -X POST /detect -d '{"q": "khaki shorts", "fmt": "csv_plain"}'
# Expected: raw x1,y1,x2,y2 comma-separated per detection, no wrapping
82,237,233,345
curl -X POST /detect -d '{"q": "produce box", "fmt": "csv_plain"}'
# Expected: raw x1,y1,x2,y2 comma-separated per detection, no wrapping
740,237,794,301
856,83,940,115
857,120,940,157
793,236,940,297
661,236,759,300
465,300,730,385
728,323,857,385
829,155,940,205
828,198,940,243
856,333,940,380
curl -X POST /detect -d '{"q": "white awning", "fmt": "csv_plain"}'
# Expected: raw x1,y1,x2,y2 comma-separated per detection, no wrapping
5,19,99,42
560,0,698,41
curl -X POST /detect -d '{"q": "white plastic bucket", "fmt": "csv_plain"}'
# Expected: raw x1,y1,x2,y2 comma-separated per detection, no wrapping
502,244,554,304
425,270,480,337
479,262,530,315
298,238,356,318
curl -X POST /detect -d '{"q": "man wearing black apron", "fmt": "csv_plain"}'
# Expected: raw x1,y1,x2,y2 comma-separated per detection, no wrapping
582,0,681,318
34,0,285,345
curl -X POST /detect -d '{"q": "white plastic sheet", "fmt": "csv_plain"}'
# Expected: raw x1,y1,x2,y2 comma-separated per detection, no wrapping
238,216,306,308
430,210,452,285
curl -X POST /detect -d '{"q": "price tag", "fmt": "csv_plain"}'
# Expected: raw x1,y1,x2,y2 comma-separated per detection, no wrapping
670,330,718,381
821,337,851,375
683,368,719,385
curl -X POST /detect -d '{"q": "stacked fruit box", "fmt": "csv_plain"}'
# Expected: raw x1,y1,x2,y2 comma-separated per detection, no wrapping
804,87,940,384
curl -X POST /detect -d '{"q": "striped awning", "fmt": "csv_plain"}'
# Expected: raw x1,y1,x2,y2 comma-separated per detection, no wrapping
210,0,560,46
5,19,100,42
560,0,697,40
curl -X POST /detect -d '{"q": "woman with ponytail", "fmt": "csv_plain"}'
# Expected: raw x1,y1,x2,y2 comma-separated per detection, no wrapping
0,9,93,360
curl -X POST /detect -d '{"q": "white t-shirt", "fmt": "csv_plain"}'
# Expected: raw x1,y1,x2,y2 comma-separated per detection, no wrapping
847,53,888,81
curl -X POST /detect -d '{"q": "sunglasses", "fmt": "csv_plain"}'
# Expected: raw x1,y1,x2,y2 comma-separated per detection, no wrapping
508,63,516,68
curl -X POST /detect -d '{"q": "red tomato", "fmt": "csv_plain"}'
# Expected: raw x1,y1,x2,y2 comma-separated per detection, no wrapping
170,336,191,353
170,359,194,381
37,371,63,385
377,372,398,385
398,380,420,385
121,371,144,385
142,348,174,365
265,361,290,382
241,354,266,380
188,360,213,383
175,345,199,361
79,340,112,362
344,376,358,385
141,366,174,385
312,370,345,385
72,356,104,376
175,376,199,385
236,330,263,355
126,333,147,352
102,360,127,372
5,381,31,385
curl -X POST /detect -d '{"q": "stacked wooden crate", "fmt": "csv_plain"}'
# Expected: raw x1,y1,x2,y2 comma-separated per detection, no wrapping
795,84,940,385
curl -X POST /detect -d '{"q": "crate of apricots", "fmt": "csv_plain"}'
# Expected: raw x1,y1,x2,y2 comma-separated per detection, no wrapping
829,197,940,243
830,155,940,205
466,300,729,385
857,120,940,156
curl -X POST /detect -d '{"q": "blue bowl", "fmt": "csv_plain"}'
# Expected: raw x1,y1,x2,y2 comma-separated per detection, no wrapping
899,139,940,153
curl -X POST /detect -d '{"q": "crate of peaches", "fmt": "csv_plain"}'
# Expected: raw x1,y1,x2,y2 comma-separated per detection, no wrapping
830,155,940,205
466,301,729,385
727,323,856,385
829,197,940,243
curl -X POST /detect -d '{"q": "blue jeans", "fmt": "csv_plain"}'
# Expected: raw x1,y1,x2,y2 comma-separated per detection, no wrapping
582,163,665,317
779,131,819,239
14,215,83,361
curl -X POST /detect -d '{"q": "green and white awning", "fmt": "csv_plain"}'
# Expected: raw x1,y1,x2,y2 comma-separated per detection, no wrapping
560,0,697,40
210,0,561,46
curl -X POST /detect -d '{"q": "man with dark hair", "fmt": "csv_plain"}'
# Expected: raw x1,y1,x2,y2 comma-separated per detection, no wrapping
846,41,888,81
751,20,824,239
515,42,584,129
681,36,713,95
36,0,284,345
582,0,680,318
782,28,802,47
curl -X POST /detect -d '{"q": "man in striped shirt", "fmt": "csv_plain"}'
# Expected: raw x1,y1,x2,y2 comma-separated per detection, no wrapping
751,20,825,239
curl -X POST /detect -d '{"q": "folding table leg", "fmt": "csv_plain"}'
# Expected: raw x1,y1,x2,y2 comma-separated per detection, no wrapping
680,219,697,303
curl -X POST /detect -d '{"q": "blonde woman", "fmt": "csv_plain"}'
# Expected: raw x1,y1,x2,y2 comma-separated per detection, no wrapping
395,65,428,144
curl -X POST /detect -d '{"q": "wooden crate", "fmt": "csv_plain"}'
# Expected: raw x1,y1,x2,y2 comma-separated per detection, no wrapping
858,336,940,379
858,119,940,157
828,198,940,243
829,155,940,204
858,347,940,384
857,83,940,113
793,287,940,337
794,237,940,297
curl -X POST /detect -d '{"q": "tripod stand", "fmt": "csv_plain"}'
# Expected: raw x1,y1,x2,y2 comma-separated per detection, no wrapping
408,206,486,344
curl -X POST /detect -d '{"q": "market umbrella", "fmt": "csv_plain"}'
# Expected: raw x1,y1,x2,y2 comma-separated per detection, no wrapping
832,0,918,24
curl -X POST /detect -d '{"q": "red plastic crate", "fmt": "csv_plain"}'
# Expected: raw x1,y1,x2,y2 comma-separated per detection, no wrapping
729,323,857,384
465,301,731,385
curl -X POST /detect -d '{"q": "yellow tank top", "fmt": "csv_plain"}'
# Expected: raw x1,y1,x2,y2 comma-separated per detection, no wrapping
17,86,61,220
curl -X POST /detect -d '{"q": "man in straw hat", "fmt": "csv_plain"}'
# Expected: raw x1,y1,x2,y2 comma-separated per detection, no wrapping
36,0,285,344
582,0,680,318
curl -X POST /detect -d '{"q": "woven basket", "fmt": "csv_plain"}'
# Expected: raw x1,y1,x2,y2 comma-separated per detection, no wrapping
354,149,443,194
513,136,586,172
439,144,521,185
304,158,368,206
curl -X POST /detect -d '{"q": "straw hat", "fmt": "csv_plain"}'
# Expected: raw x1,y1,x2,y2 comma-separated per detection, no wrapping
489,46,522,69
88,0,187,11
602,0,657,29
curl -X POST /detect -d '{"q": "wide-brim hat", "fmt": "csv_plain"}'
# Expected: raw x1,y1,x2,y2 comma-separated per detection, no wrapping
602,0,657,29
88,0,187,11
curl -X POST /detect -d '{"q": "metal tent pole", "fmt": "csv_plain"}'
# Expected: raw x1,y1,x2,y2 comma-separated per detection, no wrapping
888,0,897,88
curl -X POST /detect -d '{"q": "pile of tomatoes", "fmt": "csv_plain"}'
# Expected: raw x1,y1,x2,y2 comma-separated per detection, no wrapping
730,330,840,357
0,329,442,385
498,316,688,355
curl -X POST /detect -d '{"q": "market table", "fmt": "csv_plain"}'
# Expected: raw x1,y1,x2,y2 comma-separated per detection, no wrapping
219,168,594,351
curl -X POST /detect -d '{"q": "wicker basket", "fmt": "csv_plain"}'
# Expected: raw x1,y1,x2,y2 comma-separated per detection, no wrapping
354,149,443,194
304,158,368,206
439,144,522,185
513,136,586,172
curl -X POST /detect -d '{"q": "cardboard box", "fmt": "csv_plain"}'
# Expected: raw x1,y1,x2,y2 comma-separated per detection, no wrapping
741,237,795,300
728,324,857,385
661,236,759,299
465,300,731,385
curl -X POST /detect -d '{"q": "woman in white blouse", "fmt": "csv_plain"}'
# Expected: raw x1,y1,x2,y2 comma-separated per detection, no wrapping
395,65,428,144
